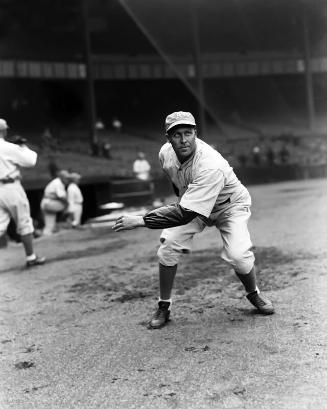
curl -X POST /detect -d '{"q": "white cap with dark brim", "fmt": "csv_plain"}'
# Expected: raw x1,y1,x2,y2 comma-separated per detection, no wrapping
165,111,196,133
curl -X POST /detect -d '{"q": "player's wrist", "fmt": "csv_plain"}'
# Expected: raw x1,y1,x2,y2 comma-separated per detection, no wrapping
138,216,146,227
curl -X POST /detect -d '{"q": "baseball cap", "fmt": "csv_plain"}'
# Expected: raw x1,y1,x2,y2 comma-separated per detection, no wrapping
0,119,9,131
69,172,81,180
58,170,70,179
165,111,196,133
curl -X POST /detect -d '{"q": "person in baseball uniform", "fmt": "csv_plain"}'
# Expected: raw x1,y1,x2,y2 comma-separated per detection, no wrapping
67,172,83,228
113,111,274,329
40,169,70,235
0,118,45,267
133,151,151,181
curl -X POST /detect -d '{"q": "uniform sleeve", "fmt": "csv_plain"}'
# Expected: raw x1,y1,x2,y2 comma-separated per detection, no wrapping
55,181,67,199
7,144,37,167
143,203,198,229
67,186,73,203
180,168,224,217
158,148,165,168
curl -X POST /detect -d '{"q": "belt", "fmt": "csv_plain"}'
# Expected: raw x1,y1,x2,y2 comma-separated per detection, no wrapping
44,196,62,201
218,197,231,206
0,177,17,184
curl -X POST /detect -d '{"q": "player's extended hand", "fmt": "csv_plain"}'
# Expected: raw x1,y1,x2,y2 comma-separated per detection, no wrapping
112,215,145,232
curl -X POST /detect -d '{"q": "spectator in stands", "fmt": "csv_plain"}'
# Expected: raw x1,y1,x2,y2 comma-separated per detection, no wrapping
238,152,248,167
266,146,276,166
112,117,122,132
41,127,58,152
252,145,261,166
95,118,105,132
102,141,112,159
48,154,59,178
40,170,70,235
92,119,105,157
133,151,152,181
279,145,290,164
67,172,84,228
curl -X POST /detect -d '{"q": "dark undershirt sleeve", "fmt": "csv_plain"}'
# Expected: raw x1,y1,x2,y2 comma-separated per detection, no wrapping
171,183,179,197
143,203,198,229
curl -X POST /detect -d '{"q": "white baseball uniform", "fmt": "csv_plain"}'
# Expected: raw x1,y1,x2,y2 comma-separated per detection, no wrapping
133,158,151,181
40,177,68,235
67,182,83,226
0,139,37,236
156,138,255,274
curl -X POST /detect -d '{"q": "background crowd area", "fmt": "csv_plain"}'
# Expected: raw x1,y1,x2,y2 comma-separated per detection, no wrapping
13,115,327,188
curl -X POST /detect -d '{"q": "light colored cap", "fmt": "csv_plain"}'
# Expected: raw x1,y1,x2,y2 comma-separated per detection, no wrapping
165,111,196,133
58,170,70,179
69,172,81,180
0,119,9,131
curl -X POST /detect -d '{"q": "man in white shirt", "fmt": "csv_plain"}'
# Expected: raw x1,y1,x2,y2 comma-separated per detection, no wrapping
67,172,83,227
40,170,70,235
0,118,45,267
113,111,274,329
133,152,151,181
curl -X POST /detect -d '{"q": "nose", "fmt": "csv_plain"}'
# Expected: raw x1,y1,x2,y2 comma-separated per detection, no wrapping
180,134,187,143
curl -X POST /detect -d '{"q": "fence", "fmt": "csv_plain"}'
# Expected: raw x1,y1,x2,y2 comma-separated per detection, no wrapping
25,163,327,226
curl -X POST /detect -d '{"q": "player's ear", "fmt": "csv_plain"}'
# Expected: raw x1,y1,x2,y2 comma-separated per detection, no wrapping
165,132,171,142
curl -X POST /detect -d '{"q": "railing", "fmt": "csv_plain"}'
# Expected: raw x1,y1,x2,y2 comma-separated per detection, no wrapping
1,53,327,80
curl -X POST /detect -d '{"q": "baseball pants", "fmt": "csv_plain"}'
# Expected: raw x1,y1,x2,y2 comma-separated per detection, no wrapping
0,182,34,237
157,203,255,275
40,198,66,235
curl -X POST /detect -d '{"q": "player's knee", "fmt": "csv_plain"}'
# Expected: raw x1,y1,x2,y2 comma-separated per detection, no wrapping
16,218,34,236
221,247,254,273
224,247,243,263
157,237,185,266
157,245,180,266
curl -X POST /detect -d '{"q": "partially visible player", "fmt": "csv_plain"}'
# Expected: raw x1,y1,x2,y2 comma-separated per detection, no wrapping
0,118,45,267
113,111,274,329
40,170,70,235
67,172,83,228
133,151,151,181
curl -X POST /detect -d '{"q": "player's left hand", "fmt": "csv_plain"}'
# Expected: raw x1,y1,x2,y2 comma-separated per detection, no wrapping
112,215,145,232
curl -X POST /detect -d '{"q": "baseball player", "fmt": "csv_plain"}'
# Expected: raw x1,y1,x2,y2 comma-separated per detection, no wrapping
113,111,274,329
133,152,151,181
0,119,45,267
67,172,83,227
40,170,70,235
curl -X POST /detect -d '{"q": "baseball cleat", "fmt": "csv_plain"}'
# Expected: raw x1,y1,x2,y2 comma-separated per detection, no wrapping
147,301,171,329
246,291,275,315
26,255,46,268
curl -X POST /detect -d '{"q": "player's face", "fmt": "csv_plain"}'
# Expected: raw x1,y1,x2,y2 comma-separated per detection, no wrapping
167,126,197,162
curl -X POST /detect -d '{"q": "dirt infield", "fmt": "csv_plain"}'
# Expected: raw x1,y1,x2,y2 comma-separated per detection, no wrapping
1,178,327,409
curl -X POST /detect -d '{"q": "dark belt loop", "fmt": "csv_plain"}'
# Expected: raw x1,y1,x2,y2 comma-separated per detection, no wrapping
0,177,15,184
219,197,231,206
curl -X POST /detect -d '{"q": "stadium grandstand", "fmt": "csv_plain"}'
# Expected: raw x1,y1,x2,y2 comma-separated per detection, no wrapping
0,0,327,188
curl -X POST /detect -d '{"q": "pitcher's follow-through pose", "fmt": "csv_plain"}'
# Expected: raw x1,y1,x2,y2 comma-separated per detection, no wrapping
113,111,274,329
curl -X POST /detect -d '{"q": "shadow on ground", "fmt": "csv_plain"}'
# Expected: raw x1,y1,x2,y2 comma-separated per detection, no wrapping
66,246,314,308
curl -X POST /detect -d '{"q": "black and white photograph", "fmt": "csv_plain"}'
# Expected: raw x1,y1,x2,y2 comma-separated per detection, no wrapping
0,0,327,408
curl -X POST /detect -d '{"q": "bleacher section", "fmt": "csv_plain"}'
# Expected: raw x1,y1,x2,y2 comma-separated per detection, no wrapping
19,115,327,190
